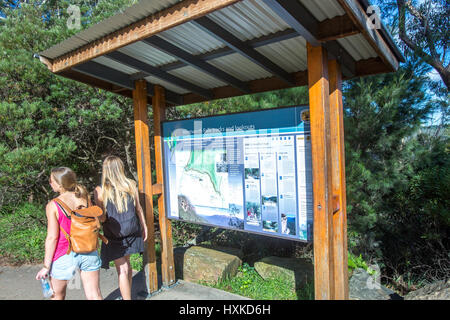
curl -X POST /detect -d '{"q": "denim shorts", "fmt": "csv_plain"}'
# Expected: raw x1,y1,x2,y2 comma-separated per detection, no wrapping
50,251,101,280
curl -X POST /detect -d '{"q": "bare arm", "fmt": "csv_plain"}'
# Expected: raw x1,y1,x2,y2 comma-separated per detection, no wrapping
36,202,59,280
134,187,148,242
94,186,106,223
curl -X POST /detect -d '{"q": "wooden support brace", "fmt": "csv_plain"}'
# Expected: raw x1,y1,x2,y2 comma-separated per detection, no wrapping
328,59,349,300
152,183,163,196
152,85,176,287
132,79,158,294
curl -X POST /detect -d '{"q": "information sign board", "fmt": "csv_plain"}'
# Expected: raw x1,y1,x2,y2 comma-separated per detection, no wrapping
162,105,313,241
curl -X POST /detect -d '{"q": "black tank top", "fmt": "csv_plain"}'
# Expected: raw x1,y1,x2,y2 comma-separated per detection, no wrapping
103,194,141,239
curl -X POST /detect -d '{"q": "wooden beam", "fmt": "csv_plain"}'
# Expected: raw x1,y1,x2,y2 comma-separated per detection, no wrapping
133,79,158,294
182,70,308,105
72,61,134,90
262,0,356,78
262,0,320,46
106,51,213,99
58,69,133,100
49,0,241,73
355,57,391,77
152,183,163,196
192,16,295,86
336,0,399,71
144,36,250,94
318,14,359,41
72,61,183,105
307,43,335,300
160,28,300,72
328,59,349,300
152,85,176,287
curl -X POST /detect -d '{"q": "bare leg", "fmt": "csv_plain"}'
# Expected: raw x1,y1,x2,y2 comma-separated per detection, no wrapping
80,270,103,300
50,277,68,300
114,255,132,300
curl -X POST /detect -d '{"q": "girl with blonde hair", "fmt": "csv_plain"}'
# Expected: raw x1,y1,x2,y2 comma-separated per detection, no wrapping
35,167,103,300
95,156,148,300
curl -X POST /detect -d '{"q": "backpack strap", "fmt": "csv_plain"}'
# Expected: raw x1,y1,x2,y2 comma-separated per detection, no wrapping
52,197,108,246
53,198,73,218
52,198,73,255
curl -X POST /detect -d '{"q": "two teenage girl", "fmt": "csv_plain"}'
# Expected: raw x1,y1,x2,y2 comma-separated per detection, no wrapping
35,156,147,300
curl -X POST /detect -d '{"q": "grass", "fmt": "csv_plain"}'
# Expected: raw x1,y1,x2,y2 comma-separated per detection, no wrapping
108,243,160,271
0,202,47,264
0,201,158,270
199,263,314,300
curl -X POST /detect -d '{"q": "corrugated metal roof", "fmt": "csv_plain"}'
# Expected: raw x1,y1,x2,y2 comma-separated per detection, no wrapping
255,36,307,72
117,41,177,67
38,0,404,103
299,0,345,21
158,22,226,55
144,75,191,94
92,56,139,75
207,0,290,42
208,52,273,81
168,65,228,89
40,0,182,59
337,34,378,61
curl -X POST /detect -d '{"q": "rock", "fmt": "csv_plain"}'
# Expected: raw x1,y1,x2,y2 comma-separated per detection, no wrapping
405,279,450,300
254,256,313,288
173,245,243,283
349,268,403,300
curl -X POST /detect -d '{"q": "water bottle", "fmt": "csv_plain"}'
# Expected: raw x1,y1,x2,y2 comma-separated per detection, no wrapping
40,277,54,299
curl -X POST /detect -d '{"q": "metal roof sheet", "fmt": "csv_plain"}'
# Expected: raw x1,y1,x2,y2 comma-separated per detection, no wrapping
208,52,273,81
255,36,308,72
299,0,345,21
38,0,404,103
168,65,228,89
337,34,378,61
117,41,177,67
206,0,290,42
40,0,182,59
158,22,226,55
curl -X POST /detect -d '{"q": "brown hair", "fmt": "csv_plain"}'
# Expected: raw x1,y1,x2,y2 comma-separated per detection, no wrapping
51,167,89,201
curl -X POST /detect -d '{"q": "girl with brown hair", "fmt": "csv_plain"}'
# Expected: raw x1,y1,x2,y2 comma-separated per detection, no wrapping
35,167,103,300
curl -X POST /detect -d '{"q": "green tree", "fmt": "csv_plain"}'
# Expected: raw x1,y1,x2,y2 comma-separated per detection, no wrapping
0,0,138,207
343,55,449,287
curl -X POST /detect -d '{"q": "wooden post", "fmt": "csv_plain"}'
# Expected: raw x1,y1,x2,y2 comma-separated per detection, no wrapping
307,43,335,300
328,60,349,300
133,79,158,294
152,85,176,287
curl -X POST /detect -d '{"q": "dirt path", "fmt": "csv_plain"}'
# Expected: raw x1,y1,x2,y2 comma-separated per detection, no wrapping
0,264,249,300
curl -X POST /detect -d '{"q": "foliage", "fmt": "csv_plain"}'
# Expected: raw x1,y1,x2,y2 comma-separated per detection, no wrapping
0,0,448,294
0,202,46,264
200,262,314,300
0,0,139,208
344,56,449,287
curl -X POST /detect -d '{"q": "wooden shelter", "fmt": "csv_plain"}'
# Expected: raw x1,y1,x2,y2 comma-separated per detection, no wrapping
38,0,404,300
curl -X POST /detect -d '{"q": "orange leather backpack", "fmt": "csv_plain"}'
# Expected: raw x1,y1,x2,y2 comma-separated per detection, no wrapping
53,198,108,254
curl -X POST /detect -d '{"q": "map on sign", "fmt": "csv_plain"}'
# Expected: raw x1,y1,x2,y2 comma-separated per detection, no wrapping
162,105,313,241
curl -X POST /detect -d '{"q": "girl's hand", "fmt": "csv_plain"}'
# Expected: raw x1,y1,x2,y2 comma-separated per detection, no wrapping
36,267,50,280
142,224,148,242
